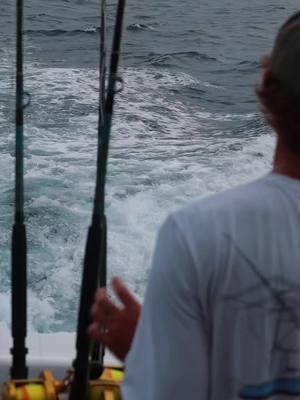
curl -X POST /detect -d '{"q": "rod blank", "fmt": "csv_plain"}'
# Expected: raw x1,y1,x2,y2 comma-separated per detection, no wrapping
11,0,28,380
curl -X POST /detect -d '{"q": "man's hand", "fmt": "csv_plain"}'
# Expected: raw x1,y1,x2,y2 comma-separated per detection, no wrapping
88,277,141,361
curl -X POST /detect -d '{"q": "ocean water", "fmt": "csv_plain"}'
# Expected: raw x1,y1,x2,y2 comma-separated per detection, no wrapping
0,0,298,332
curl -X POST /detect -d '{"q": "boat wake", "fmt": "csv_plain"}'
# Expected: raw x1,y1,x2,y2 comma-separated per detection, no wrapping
0,59,274,333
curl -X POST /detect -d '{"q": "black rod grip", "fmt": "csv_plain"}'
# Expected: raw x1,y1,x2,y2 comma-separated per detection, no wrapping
69,220,105,400
11,223,28,379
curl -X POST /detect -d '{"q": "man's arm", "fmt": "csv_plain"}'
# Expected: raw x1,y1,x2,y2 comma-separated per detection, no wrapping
122,214,209,400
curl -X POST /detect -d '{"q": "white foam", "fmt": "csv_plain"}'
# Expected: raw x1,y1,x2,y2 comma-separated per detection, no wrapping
0,62,274,333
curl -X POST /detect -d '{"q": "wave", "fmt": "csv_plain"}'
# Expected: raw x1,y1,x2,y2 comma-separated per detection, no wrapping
145,51,217,67
24,27,99,36
233,60,260,73
127,23,155,32
26,22,156,37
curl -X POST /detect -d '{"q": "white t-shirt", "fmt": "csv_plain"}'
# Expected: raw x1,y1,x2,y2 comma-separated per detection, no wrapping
122,173,300,400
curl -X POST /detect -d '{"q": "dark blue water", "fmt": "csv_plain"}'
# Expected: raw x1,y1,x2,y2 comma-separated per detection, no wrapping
0,0,298,332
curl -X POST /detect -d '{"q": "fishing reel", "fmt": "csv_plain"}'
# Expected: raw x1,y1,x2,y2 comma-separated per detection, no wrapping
2,367,124,400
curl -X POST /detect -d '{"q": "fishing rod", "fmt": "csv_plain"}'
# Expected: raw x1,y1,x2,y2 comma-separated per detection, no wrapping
90,0,106,378
11,0,28,380
69,0,126,398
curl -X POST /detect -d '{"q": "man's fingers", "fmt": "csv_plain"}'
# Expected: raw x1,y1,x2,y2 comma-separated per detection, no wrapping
112,277,140,309
88,323,116,349
95,290,120,316
95,287,108,303
89,323,109,344
91,304,106,322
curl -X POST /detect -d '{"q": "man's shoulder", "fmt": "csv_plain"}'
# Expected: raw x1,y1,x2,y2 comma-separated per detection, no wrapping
160,174,278,277
171,174,274,225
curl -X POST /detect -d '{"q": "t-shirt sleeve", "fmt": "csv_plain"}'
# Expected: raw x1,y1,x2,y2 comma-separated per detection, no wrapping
121,213,209,400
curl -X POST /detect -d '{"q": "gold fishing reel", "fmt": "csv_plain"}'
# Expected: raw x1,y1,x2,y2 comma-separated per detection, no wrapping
2,369,66,400
2,368,124,400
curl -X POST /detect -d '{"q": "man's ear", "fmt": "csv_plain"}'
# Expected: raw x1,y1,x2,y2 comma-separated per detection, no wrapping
261,54,271,68
262,68,273,87
259,55,274,87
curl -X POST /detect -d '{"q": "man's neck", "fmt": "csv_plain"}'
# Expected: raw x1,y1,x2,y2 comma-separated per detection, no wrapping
273,139,300,180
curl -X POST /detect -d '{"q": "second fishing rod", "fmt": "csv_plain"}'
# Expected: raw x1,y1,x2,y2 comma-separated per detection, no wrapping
69,0,126,398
